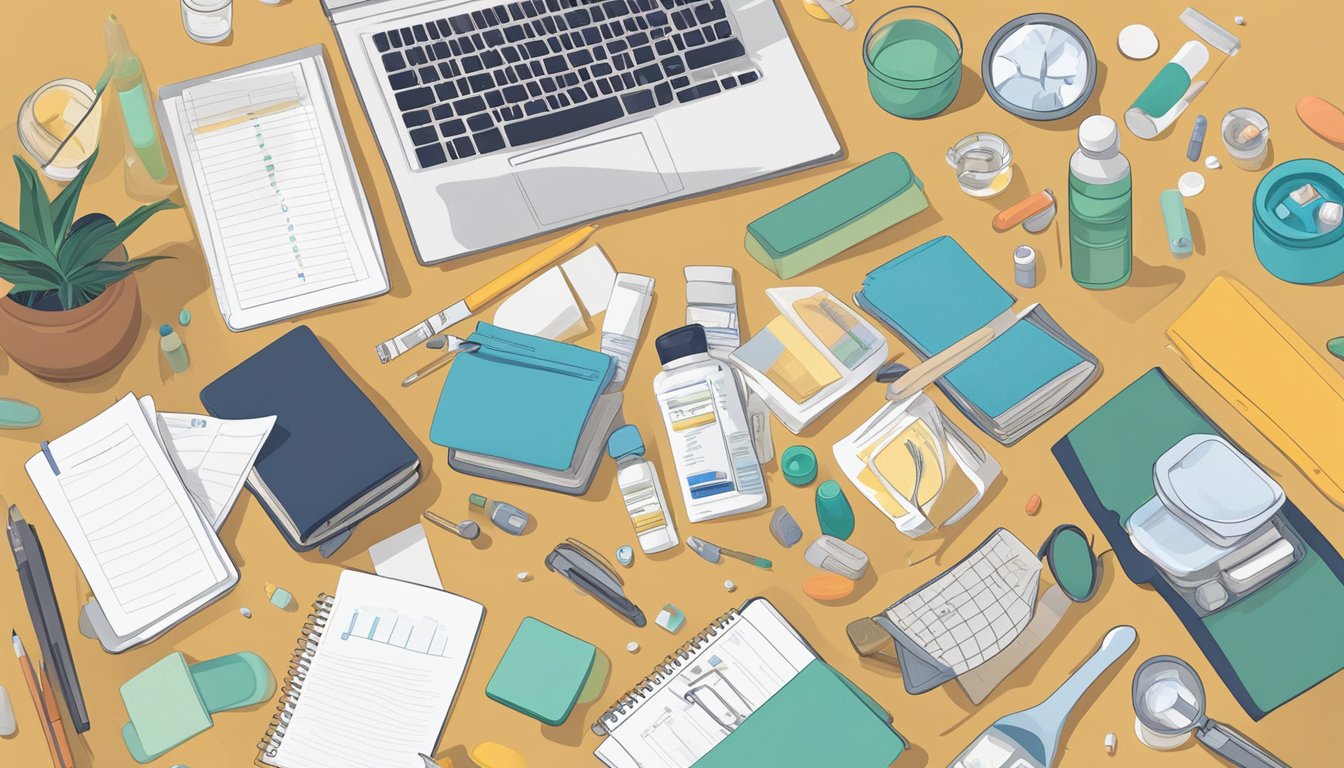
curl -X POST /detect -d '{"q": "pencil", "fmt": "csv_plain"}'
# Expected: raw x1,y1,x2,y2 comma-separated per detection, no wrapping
12,631,73,768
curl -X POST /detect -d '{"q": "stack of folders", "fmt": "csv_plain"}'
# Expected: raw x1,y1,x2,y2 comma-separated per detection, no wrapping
856,236,1099,445
431,323,622,494
731,287,888,433
201,326,421,552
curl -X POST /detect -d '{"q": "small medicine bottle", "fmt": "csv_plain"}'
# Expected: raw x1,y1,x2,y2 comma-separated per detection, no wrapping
160,323,190,373
1014,245,1038,288
607,425,678,554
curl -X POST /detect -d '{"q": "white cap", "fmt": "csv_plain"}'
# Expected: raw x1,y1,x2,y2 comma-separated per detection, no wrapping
1014,245,1036,265
1079,115,1120,153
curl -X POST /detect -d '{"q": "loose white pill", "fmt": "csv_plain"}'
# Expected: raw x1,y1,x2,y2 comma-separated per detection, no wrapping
516,571,531,582
723,579,737,592
239,607,252,618
1204,155,1221,170
626,641,640,653
1179,172,1206,198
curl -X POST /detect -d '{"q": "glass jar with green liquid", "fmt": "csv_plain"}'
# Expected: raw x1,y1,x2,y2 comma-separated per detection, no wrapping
105,14,171,186
1068,115,1133,289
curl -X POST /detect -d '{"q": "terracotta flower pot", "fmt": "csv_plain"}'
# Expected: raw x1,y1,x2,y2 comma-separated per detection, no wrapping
0,245,143,381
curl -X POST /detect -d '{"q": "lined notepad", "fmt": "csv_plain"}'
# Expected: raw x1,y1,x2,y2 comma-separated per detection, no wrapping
258,571,483,768
25,395,238,641
158,47,388,331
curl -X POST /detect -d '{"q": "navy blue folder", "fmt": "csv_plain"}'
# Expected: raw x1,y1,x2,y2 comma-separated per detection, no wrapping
200,326,419,551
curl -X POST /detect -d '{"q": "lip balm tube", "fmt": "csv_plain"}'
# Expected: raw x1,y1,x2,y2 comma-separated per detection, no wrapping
1160,189,1193,257
1126,41,1210,139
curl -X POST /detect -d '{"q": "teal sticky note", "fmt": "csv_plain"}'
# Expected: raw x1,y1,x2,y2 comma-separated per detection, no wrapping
119,652,212,759
486,618,595,726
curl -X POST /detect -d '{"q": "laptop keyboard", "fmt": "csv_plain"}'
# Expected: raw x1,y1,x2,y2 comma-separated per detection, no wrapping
373,0,761,168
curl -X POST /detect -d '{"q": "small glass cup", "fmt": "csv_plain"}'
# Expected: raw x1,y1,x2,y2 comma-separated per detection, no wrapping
945,133,1013,198
1221,108,1270,171
863,6,963,119
17,79,100,181
182,0,233,45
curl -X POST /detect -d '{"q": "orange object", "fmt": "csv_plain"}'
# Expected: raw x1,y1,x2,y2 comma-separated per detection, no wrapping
993,190,1056,231
13,633,73,768
1297,96,1344,144
1025,494,1042,516
803,573,855,601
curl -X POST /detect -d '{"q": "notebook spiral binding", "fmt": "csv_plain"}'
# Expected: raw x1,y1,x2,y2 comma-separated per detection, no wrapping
254,594,335,766
590,608,739,736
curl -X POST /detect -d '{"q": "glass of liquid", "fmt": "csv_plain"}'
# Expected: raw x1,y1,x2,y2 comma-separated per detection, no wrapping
1221,108,1270,171
946,133,1013,198
17,79,101,181
863,6,963,119
181,0,233,44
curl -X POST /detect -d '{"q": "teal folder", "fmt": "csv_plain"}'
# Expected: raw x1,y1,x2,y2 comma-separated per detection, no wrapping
486,618,596,726
430,323,616,471
694,661,905,767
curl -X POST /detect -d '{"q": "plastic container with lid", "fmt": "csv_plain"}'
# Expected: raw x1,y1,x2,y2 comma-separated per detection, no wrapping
1253,158,1344,284
653,325,767,522
1220,108,1270,170
607,425,678,554
1069,115,1133,289
1156,435,1283,546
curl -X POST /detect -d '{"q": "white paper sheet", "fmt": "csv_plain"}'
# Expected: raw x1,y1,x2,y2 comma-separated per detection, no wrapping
562,244,618,315
368,524,443,589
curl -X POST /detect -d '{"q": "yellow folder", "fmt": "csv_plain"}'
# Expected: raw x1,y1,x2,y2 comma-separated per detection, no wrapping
1168,276,1344,507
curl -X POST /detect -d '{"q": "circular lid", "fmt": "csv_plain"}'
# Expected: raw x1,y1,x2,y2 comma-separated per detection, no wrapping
1178,171,1205,197
1013,245,1036,265
1079,115,1119,153
159,324,172,336
816,479,842,500
1154,435,1284,541
1118,24,1159,60
655,324,707,365
606,424,645,460
781,445,817,485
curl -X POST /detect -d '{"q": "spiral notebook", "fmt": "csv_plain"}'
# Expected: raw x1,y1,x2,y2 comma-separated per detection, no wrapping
255,570,484,768
592,598,904,768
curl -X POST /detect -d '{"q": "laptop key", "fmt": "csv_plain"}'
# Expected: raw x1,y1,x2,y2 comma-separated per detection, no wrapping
419,66,440,84
524,98,548,115
654,82,673,104
475,129,506,154
453,95,488,114
403,109,432,128
695,1,725,23
633,64,661,85
712,20,730,38
387,28,403,47
738,69,759,85
407,47,428,66
382,51,407,72
374,32,391,52
676,79,720,102
433,103,455,120
410,126,439,145
440,119,467,137
685,38,744,70
503,85,528,102
388,70,418,90
413,24,429,42
396,87,435,110
468,113,495,131
505,96,624,146
452,136,476,159
486,90,506,108
633,46,654,64
621,89,656,113
469,73,495,91
416,142,448,168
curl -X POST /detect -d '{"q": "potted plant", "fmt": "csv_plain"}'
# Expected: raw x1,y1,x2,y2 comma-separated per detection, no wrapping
0,150,177,380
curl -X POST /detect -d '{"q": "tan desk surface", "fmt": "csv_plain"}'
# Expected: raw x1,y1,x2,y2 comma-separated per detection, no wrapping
2,1,1341,766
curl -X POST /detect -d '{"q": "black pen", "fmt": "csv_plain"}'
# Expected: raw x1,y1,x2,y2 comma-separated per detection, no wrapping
7,504,89,732
567,567,646,627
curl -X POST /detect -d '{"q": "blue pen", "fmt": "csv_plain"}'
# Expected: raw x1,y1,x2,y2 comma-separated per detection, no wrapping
1187,115,1207,162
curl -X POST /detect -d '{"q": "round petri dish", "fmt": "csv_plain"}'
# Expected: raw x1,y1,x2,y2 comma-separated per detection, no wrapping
982,13,1097,120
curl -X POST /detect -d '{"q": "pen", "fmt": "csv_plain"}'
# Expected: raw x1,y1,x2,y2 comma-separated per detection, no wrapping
13,632,73,768
716,547,773,569
568,567,646,627
401,338,481,387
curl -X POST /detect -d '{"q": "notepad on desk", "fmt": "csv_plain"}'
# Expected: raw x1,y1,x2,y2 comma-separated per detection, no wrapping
157,46,388,331
24,395,240,651
256,570,484,768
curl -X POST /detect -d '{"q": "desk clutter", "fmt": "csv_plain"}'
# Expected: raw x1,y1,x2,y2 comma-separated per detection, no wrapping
1,1,1338,767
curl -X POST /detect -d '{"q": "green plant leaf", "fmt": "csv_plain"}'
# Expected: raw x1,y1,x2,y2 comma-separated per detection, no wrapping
56,215,116,273
49,148,98,249
0,242,64,282
0,220,59,274
63,198,179,276
70,254,173,291
0,261,60,294
12,155,56,250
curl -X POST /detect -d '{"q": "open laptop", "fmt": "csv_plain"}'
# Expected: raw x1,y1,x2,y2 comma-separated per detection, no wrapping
323,0,840,264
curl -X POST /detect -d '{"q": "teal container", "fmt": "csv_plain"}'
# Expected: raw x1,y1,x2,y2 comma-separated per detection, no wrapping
1253,159,1344,284
815,480,855,540
863,7,962,119
1069,174,1133,288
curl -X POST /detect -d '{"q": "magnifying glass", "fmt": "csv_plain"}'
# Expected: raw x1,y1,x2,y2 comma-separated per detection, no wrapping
1038,524,1101,602
1132,656,1290,768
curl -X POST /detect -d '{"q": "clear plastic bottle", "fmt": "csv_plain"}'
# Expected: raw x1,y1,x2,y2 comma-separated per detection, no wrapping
607,425,678,554
105,15,172,190
652,324,767,522
160,324,190,373
1069,116,1133,290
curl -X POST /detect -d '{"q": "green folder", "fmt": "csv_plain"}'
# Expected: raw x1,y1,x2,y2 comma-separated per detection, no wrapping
486,617,596,726
694,660,905,767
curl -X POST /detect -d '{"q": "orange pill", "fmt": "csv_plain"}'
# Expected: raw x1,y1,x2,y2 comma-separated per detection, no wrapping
1025,494,1042,516
804,573,856,601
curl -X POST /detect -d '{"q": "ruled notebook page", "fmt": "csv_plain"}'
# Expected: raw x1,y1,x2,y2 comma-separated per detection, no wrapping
178,61,369,311
263,571,484,768
23,394,234,639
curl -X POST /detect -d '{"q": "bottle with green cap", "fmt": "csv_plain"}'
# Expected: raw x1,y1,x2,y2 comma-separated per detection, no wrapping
815,480,855,540
468,493,529,535
607,425,678,554
159,324,190,373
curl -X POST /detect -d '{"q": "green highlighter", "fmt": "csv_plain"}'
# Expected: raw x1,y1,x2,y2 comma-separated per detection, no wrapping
745,153,929,279
487,618,595,726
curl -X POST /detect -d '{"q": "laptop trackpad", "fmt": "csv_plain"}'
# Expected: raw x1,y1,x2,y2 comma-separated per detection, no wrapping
513,131,676,225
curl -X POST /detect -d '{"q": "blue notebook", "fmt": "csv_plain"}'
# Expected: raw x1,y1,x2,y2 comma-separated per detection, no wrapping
200,326,420,551
856,236,1097,443
430,323,616,471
